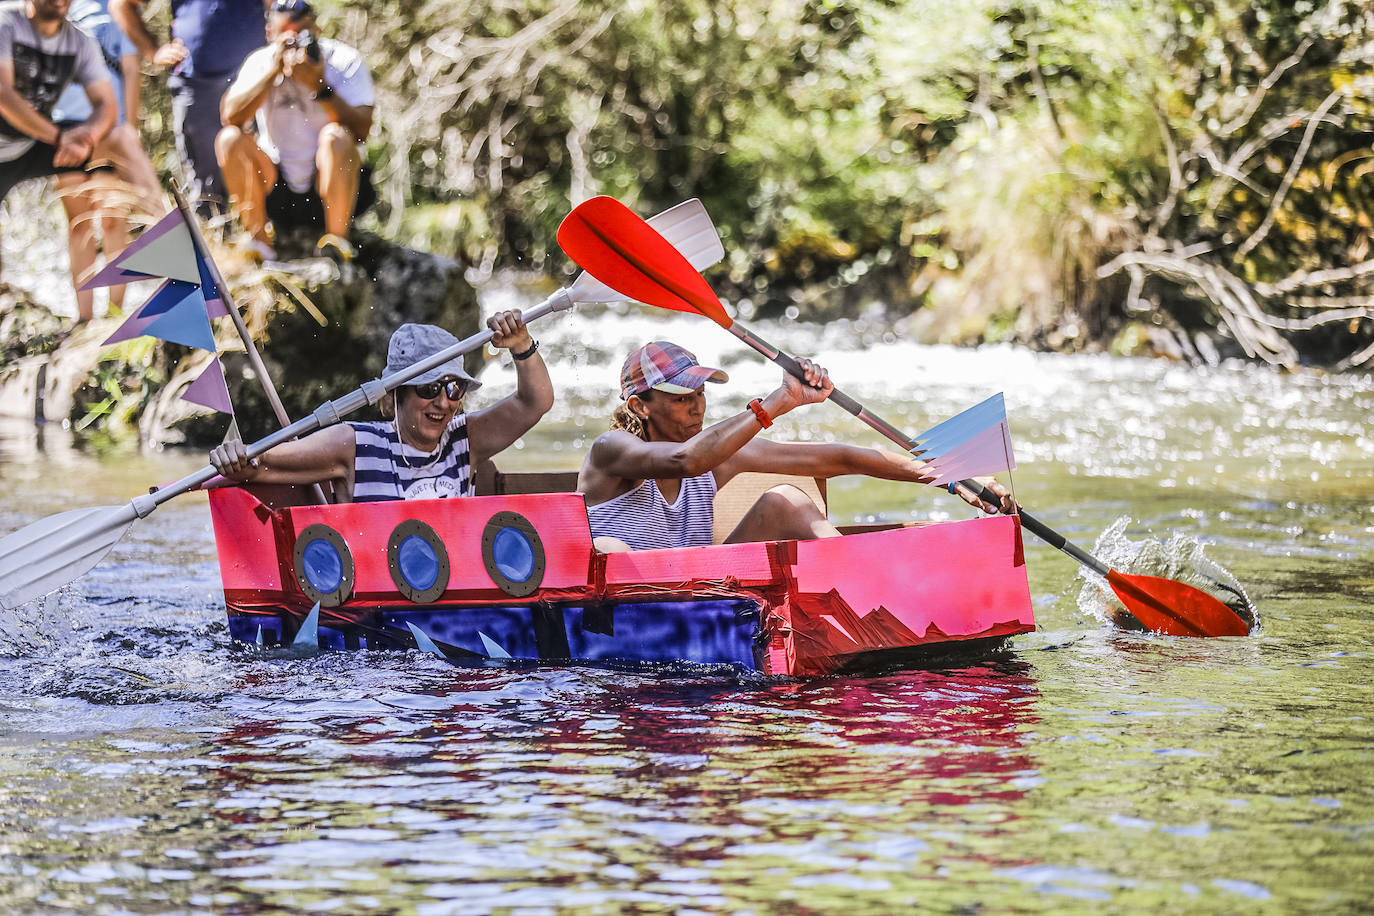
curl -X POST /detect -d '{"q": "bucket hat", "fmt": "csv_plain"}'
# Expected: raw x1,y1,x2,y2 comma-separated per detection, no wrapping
385,323,482,392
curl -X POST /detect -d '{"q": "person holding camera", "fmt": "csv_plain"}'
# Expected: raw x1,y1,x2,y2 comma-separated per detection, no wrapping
215,0,373,263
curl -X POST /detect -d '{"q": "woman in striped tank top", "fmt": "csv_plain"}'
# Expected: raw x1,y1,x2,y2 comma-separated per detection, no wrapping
209,313,553,501
579,341,1015,552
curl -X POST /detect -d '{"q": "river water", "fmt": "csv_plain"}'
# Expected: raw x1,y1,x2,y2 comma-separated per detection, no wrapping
1,289,1372,914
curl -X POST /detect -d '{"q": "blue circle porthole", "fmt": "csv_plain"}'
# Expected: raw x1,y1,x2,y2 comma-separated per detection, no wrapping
481,511,545,598
387,519,450,604
292,523,354,607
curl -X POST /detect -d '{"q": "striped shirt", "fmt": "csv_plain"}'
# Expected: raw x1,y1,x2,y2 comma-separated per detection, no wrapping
586,471,717,550
349,416,472,502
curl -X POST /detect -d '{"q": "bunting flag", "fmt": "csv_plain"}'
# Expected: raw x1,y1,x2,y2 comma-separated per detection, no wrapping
182,359,235,415
908,393,1016,485
89,206,236,417
80,209,202,288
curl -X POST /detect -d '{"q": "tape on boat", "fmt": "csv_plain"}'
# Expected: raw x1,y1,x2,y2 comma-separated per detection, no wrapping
291,523,355,607
387,519,450,604
481,511,545,598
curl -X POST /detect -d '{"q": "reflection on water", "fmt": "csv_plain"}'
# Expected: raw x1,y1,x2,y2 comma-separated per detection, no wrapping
1,294,1372,911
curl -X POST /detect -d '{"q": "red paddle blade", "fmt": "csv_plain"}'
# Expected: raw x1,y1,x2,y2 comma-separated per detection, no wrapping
1107,570,1251,637
557,196,733,327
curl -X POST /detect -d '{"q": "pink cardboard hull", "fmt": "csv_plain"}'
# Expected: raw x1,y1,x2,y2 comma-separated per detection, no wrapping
208,488,1034,675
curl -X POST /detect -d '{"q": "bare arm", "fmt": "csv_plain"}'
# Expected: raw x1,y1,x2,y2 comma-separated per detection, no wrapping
721,438,934,486
121,53,140,121
110,0,189,68
283,49,372,140
720,433,1015,514
221,43,282,127
318,97,372,142
578,360,832,506
467,310,555,466
209,424,355,489
77,79,117,143
109,0,155,59
0,59,62,145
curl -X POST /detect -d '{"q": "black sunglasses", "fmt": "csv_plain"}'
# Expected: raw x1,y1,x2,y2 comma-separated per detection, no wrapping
410,378,468,401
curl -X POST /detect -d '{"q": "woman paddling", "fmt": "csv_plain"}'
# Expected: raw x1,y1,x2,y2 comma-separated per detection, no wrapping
578,341,1016,551
210,312,552,501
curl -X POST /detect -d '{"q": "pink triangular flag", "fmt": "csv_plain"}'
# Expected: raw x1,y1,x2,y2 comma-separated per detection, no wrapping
102,303,162,346
80,263,157,290
924,422,1016,484
181,359,234,415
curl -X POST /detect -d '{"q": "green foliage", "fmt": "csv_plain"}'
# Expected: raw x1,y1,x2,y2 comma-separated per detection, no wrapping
130,0,1373,366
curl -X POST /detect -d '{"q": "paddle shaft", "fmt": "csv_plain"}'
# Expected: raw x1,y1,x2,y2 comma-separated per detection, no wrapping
144,288,575,508
726,322,1112,576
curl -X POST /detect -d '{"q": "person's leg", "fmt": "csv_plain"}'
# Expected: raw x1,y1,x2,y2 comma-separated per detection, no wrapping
173,74,233,214
99,204,129,313
315,123,361,240
724,484,842,544
98,123,162,204
216,125,278,250
56,172,99,322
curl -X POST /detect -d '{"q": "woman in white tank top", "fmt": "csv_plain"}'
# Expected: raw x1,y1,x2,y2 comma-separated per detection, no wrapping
208,313,553,501
579,341,1016,552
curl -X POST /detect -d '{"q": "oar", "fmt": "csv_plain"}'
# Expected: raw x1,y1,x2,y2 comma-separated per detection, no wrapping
0,199,724,612
556,196,1252,638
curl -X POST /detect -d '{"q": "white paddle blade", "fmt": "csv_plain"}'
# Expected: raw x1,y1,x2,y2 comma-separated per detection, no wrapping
0,503,140,610
569,198,724,304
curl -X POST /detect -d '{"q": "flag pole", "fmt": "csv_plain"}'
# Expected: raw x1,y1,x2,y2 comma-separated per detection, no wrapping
170,184,328,505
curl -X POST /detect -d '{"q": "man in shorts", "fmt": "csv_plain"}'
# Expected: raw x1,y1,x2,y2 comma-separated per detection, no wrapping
215,0,374,263
0,0,116,205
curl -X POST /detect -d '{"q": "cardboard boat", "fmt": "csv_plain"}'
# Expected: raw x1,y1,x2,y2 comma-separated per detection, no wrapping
208,470,1034,675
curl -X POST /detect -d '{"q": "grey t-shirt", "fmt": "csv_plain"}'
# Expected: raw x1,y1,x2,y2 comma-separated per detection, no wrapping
0,0,108,162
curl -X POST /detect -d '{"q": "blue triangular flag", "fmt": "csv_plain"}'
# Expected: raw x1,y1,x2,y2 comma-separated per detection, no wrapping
194,246,230,317
143,287,217,351
136,279,201,319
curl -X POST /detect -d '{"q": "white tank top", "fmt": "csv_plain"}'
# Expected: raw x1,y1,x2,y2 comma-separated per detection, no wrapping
585,471,718,550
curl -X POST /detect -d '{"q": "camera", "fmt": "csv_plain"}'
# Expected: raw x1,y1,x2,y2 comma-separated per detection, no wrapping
284,29,321,63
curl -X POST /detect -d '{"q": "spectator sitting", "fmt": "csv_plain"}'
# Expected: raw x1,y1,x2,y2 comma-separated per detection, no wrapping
215,0,373,263
51,0,163,319
1,0,117,321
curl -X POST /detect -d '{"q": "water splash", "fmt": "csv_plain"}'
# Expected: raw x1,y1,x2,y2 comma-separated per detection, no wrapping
1076,517,1258,631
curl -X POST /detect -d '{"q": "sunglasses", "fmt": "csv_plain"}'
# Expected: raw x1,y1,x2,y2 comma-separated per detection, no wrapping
410,378,469,401
270,0,312,17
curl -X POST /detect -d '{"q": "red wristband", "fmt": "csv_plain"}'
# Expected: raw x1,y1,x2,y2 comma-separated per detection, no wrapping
747,398,772,429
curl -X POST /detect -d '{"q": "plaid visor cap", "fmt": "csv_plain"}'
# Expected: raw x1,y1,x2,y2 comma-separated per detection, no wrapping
620,341,729,399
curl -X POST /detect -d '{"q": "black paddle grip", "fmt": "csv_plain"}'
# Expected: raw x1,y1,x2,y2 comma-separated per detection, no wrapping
961,480,1067,551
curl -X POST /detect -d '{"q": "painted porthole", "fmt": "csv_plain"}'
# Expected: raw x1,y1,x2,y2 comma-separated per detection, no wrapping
292,523,354,607
387,519,450,604
481,511,545,598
